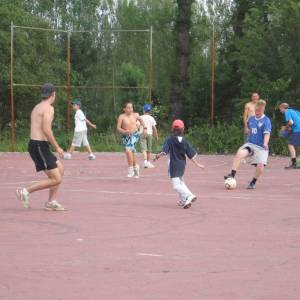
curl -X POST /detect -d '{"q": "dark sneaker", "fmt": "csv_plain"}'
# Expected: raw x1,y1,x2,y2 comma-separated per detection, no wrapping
284,164,298,170
247,182,256,189
224,174,233,180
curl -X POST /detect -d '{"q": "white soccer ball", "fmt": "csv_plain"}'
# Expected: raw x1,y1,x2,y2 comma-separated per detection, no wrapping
224,177,237,190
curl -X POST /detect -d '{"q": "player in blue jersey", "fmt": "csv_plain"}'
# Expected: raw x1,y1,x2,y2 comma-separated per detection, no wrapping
224,100,272,189
279,103,300,169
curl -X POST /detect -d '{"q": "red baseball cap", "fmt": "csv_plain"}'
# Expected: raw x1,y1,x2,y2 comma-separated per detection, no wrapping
172,119,184,129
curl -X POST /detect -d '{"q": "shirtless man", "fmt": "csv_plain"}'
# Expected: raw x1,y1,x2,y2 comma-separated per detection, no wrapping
243,92,260,135
16,83,65,211
117,101,147,178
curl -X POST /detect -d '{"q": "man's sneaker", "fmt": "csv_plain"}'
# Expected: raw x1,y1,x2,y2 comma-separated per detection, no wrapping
183,195,197,209
284,164,298,170
247,182,256,189
63,153,72,160
88,154,96,160
224,173,233,180
44,200,65,211
134,165,140,178
16,189,30,208
143,161,149,168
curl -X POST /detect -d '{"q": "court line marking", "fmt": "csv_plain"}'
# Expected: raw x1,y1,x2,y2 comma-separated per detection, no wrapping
62,188,176,197
137,253,162,257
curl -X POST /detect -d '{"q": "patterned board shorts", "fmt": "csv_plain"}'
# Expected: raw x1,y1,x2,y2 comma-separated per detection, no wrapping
122,132,140,152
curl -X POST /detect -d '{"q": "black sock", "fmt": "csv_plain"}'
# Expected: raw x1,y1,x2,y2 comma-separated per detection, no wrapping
231,170,236,178
292,158,296,165
250,178,257,185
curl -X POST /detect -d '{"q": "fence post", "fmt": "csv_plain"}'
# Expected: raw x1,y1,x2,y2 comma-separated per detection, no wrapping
148,26,153,102
10,21,16,151
66,31,71,132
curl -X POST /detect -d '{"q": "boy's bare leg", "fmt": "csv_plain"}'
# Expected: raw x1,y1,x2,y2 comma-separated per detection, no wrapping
232,149,249,171
132,152,137,166
254,163,264,179
84,144,93,154
125,149,134,166
68,145,75,154
142,151,147,161
147,151,151,161
48,161,64,202
288,144,296,159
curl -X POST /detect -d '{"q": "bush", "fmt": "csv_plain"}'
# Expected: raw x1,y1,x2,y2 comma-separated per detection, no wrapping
0,123,291,155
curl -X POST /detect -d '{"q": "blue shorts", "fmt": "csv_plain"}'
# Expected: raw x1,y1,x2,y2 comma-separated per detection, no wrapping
288,132,300,147
122,132,140,152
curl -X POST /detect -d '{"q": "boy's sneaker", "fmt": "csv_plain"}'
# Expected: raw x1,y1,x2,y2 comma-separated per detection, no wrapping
147,162,155,168
224,173,233,180
16,189,30,208
183,195,197,209
134,165,140,178
127,167,135,178
44,200,65,211
177,200,185,207
64,153,72,160
88,154,96,160
247,182,256,189
143,161,149,168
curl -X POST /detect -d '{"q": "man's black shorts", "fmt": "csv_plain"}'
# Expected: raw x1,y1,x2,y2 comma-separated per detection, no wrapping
28,140,57,172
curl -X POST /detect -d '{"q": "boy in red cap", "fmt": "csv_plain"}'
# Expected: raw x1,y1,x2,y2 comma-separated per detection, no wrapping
154,119,204,209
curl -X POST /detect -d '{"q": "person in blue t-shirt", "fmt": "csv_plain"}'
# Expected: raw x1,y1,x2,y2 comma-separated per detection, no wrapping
279,103,300,169
224,100,272,189
154,119,204,209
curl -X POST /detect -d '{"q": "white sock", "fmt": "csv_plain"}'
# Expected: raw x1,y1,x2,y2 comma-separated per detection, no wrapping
22,188,29,195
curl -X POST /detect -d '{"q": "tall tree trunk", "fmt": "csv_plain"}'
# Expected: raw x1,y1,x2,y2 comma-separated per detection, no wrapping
170,0,194,120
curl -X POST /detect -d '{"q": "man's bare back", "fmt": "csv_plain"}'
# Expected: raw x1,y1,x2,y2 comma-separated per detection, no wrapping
30,101,53,141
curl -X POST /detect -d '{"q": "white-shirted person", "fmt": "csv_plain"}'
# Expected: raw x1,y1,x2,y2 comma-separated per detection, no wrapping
64,98,96,160
140,104,159,168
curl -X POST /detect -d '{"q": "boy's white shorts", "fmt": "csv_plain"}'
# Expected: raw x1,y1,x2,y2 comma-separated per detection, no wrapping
72,130,89,147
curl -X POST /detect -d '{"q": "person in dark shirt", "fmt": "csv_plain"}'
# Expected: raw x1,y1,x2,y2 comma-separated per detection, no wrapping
154,119,204,209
